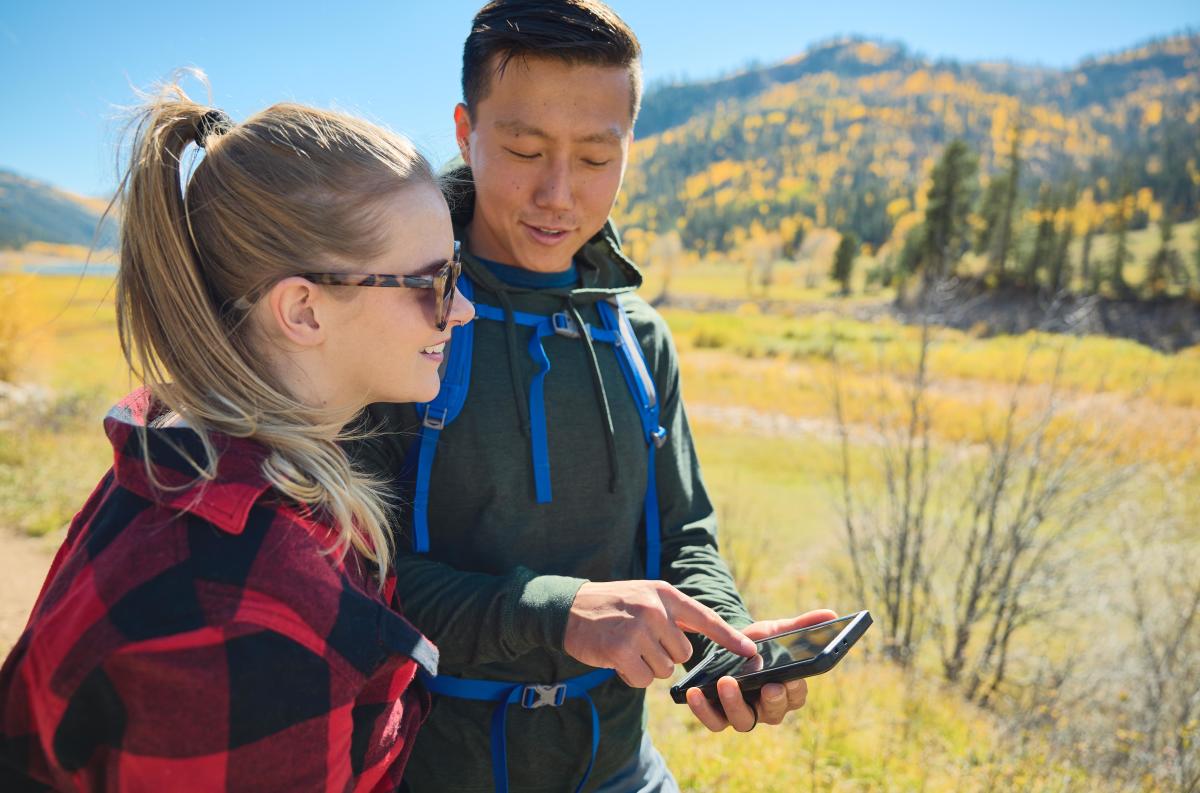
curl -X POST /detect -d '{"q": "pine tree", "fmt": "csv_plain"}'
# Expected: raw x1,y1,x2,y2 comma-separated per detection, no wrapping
976,175,1007,254
1081,224,1097,293
832,231,859,295
1146,212,1186,295
986,124,1022,280
920,139,979,283
1108,186,1134,298
1193,216,1200,288
1048,182,1078,293
1026,184,1057,288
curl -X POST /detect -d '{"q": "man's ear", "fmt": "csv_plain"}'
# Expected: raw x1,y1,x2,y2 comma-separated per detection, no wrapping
263,277,325,348
454,103,473,166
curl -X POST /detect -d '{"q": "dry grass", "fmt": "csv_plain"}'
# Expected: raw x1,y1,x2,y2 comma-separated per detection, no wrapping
2,271,1195,790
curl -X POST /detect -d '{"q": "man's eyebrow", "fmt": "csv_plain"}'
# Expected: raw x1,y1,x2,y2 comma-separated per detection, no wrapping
495,119,624,146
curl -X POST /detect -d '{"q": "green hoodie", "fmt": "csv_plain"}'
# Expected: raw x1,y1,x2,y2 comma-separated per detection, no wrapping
356,171,755,792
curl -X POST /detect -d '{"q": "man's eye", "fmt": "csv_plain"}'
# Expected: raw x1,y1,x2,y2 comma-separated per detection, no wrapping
583,159,612,167
505,148,539,160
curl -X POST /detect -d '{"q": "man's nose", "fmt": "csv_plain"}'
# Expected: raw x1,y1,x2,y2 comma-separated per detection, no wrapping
533,158,573,212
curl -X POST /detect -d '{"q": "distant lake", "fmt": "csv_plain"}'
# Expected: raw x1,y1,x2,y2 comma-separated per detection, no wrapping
0,260,117,277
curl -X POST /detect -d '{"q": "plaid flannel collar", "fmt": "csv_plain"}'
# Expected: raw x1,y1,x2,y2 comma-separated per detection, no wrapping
104,388,273,535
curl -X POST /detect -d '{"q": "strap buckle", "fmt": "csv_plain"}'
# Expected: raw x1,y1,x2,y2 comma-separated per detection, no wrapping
521,683,567,709
652,426,668,449
423,405,449,431
551,312,582,339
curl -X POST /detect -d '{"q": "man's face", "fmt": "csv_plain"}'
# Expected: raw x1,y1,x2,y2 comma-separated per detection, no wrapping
456,55,634,273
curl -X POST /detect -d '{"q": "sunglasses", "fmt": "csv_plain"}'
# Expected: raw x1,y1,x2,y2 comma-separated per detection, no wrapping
299,241,462,331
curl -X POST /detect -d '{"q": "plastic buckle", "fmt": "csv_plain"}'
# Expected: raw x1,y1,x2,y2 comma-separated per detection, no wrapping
423,405,449,431
551,312,582,339
651,426,668,449
521,683,567,709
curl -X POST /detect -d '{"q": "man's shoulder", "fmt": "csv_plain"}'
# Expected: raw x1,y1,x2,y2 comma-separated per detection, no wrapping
616,292,670,340
613,292,679,384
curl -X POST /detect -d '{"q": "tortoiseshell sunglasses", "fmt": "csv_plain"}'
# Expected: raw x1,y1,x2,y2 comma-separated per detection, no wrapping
300,241,462,331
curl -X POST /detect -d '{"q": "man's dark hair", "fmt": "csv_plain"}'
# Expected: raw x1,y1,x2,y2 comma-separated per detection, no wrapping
462,0,642,121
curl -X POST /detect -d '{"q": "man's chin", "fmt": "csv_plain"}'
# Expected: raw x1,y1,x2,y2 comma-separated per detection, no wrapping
512,243,576,273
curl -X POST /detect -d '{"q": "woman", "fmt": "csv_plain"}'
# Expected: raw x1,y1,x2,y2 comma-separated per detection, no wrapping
0,81,473,792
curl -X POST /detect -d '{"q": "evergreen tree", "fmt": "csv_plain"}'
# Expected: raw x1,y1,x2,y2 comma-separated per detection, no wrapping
1108,185,1134,298
1026,184,1057,288
782,222,807,259
919,139,979,283
897,225,924,277
1081,224,1097,293
976,175,1007,253
986,124,1022,280
832,231,859,295
1049,220,1074,294
1146,212,1186,295
1193,215,1200,288
1048,182,1078,293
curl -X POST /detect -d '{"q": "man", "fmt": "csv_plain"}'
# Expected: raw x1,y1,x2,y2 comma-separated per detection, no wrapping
361,2,834,790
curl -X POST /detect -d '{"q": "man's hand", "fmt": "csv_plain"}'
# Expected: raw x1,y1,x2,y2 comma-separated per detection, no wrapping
685,609,839,733
564,581,757,688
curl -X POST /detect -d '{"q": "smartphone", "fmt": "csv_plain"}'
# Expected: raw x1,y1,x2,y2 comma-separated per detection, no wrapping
670,610,872,705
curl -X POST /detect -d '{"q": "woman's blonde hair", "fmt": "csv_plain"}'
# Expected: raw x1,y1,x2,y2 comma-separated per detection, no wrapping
114,78,435,584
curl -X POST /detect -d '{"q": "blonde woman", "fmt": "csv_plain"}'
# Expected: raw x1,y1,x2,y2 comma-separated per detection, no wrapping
0,82,473,792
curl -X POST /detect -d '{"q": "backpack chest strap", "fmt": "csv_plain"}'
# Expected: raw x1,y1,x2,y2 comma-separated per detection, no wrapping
473,302,619,504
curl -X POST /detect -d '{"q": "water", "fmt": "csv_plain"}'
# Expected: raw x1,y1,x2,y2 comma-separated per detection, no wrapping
1,260,117,277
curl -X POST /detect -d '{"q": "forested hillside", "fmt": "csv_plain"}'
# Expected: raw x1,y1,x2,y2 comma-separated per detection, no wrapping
616,34,1200,262
0,170,116,250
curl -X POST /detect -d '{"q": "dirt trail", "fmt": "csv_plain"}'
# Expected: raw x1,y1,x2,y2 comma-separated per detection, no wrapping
0,530,56,656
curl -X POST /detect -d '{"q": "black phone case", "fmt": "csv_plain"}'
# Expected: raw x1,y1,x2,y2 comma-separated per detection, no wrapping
669,611,873,705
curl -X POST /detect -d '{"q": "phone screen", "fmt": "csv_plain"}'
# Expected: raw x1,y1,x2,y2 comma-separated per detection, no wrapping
688,614,858,686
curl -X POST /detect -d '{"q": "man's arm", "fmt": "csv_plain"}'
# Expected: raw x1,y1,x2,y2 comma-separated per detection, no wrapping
630,300,837,731
631,302,758,663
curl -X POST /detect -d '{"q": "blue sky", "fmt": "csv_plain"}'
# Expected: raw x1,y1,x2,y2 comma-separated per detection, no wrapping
2,1,1196,197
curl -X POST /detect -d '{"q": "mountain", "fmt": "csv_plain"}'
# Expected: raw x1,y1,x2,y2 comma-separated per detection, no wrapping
0,170,116,251
616,33,1200,255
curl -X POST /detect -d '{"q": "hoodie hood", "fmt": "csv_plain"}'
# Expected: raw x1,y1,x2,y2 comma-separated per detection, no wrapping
440,165,643,302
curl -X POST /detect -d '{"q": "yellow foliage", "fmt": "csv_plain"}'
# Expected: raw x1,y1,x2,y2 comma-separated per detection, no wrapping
886,196,912,218
1141,100,1163,127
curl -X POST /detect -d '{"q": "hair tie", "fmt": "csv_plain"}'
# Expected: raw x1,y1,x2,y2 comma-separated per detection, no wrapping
194,109,233,149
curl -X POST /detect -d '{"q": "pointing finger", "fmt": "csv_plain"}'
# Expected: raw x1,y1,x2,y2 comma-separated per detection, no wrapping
664,590,756,657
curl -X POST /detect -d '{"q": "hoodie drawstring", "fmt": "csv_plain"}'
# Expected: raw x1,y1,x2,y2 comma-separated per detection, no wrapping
495,290,532,440
567,299,620,495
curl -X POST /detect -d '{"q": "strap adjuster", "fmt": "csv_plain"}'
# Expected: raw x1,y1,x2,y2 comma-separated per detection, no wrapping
521,683,567,709
551,312,582,339
652,426,668,449
423,405,449,430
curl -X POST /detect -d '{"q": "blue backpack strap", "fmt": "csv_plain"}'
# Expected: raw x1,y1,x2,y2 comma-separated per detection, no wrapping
467,305,619,505
409,275,477,552
597,297,668,580
420,667,615,793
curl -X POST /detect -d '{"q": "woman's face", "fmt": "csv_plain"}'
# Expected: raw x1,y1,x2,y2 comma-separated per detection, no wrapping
320,184,474,407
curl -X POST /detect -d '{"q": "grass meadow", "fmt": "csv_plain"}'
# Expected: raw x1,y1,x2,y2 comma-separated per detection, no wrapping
1,263,1197,791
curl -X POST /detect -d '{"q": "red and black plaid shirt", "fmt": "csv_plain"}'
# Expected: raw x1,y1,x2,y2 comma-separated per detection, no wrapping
0,389,437,792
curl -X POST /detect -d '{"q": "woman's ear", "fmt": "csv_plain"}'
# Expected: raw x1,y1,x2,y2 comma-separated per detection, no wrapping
262,276,325,348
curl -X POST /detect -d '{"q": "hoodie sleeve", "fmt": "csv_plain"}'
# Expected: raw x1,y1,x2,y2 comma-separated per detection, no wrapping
625,300,760,667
